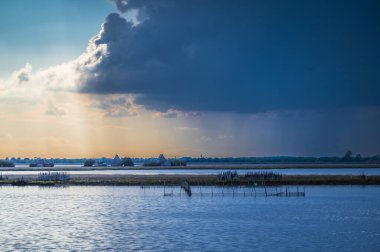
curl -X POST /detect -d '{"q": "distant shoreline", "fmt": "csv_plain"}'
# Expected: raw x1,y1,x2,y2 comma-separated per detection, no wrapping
1,163,380,172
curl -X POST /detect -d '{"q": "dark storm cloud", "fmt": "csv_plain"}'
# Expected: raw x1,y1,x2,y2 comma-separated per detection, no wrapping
112,0,129,13
80,0,380,113
190,107,380,156
91,96,138,117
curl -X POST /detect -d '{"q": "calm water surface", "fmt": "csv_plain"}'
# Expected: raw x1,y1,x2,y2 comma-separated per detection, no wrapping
0,186,379,251
4,168,380,176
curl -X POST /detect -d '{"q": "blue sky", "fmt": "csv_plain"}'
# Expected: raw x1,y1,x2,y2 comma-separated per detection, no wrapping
0,0,114,76
0,0,379,158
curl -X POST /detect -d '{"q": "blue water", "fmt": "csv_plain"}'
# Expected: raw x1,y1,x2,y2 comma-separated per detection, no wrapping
3,168,380,176
0,185,379,251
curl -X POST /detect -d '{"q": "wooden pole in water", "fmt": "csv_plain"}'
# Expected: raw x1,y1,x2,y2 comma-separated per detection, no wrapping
264,185,267,197
181,181,192,197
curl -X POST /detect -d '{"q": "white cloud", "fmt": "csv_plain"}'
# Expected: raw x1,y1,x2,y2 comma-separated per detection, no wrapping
15,63,32,84
0,60,79,104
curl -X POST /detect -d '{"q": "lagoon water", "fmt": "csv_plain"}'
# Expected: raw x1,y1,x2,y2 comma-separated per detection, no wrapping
0,186,379,251
4,168,380,176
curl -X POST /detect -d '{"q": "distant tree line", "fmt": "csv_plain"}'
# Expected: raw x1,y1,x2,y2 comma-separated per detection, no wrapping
183,151,380,164
3,151,380,166
0,160,15,167
84,159,96,167
121,157,134,167
84,157,134,167
143,159,187,167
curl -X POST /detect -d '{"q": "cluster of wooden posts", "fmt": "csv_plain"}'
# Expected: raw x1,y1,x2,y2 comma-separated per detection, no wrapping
141,180,305,198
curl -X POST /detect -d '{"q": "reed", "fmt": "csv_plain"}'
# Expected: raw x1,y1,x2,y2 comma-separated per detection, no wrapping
1,174,379,186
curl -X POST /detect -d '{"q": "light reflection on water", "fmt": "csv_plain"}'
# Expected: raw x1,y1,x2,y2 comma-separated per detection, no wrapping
3,168,380,176
0,186,379,251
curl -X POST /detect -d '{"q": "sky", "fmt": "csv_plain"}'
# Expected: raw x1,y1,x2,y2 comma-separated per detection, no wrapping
0,0,379,158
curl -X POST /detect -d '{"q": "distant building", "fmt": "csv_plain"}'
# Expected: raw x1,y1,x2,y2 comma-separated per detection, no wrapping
158,154,171,166
29,158,54,167
111,154,123,166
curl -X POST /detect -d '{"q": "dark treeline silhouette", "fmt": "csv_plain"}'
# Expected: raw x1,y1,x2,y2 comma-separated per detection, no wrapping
84,157,134,167
184,151,380,164
0,160,15,167
121,157,134,167
2,151,380,166
84,159,96,167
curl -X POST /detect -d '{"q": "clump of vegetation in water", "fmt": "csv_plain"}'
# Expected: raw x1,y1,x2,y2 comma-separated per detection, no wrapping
37,172,70,182
245,171,282,181
0,160,15,167
218,170,239,181
11,177,28,186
